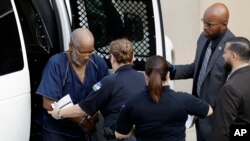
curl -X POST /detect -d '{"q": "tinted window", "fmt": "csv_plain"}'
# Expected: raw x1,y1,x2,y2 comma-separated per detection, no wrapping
0,0,23,75
70,0,156,70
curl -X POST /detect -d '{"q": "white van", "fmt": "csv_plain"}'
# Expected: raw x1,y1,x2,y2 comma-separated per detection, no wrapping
0,0,173,140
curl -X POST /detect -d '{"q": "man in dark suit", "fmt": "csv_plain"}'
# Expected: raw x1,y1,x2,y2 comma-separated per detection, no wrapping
170,3,235,141
211,37,250,141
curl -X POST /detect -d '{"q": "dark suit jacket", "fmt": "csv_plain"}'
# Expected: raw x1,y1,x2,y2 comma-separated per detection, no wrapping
174,29,234,107
173,28,235,140
211,66,250,141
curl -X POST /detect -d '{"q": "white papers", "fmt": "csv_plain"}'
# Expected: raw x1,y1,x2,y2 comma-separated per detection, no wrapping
185,115,195,128
51,94,74,110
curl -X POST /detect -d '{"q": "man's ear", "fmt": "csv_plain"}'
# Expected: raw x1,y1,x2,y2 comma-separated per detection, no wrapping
231,52,237,60
69,42,73,47
221,21,228,31
222,21,228,26
69,42,74,50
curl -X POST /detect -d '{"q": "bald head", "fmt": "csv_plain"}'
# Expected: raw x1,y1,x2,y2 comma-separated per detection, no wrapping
70,28,94,52
204,3,229,24
202,3,229,37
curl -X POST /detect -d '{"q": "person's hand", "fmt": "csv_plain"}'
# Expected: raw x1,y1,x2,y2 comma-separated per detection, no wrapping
48,109,61,120
167,61,176,79
166,60,175,72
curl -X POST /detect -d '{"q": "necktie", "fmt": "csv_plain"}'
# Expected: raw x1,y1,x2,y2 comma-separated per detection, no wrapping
197,41,212,96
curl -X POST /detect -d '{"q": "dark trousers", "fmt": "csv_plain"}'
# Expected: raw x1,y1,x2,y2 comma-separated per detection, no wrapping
195,117,213,141
42,129,86,141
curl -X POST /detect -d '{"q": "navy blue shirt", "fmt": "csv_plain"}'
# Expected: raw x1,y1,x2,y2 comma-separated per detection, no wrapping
36,52,109,138
79,65,146,128
116,86,209,141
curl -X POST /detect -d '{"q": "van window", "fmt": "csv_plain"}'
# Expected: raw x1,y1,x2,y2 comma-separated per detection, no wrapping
69,0,156,70
0,0,24,75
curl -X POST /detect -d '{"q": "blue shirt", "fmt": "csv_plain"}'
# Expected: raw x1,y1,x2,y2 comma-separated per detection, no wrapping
116,86,209,141
36,52,109,137
79,65,146,128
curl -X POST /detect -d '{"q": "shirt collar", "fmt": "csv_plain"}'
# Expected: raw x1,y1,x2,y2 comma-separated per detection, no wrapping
115,64,133,73
227,63,249,80
210,29,227,51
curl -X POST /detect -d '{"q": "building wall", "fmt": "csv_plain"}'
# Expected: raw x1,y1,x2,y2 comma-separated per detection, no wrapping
160,0,250,92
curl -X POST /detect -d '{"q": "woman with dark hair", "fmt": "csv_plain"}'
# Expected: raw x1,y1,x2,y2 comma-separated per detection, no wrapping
115,55,213,141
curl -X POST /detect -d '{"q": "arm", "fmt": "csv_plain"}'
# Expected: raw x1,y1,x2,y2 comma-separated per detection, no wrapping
217,86,240,122
48,104,88,119
181,92,212,119
115,99,134,139
43,96,86,122
186,100,213,128
211,85,241,141
213,86,241,135
48,73,112,120
174,63,195,79
43,96,55,111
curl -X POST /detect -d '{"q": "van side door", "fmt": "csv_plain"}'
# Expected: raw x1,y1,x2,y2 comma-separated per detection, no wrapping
0,0,31,140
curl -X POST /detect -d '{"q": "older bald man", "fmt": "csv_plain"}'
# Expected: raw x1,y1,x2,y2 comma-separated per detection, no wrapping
36,28,109,141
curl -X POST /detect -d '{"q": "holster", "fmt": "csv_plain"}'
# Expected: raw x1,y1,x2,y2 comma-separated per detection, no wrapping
78,112,99,135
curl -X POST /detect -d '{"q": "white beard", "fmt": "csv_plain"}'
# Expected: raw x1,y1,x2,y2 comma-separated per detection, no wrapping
72,51,83,66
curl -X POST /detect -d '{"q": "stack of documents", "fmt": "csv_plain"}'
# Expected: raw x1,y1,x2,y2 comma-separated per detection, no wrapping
51,94,74,110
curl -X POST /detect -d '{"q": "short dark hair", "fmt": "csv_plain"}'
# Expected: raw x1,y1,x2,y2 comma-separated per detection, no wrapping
226,37,250,62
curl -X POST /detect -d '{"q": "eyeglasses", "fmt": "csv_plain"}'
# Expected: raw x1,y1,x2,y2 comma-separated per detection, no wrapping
201,19,222,28
70,41,93,59
74,48,93,60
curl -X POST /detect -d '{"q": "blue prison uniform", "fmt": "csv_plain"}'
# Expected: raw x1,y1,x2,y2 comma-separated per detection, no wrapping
36,52,109,138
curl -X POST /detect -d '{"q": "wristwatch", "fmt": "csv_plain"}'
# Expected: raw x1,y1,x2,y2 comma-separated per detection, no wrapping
57,110,62,120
